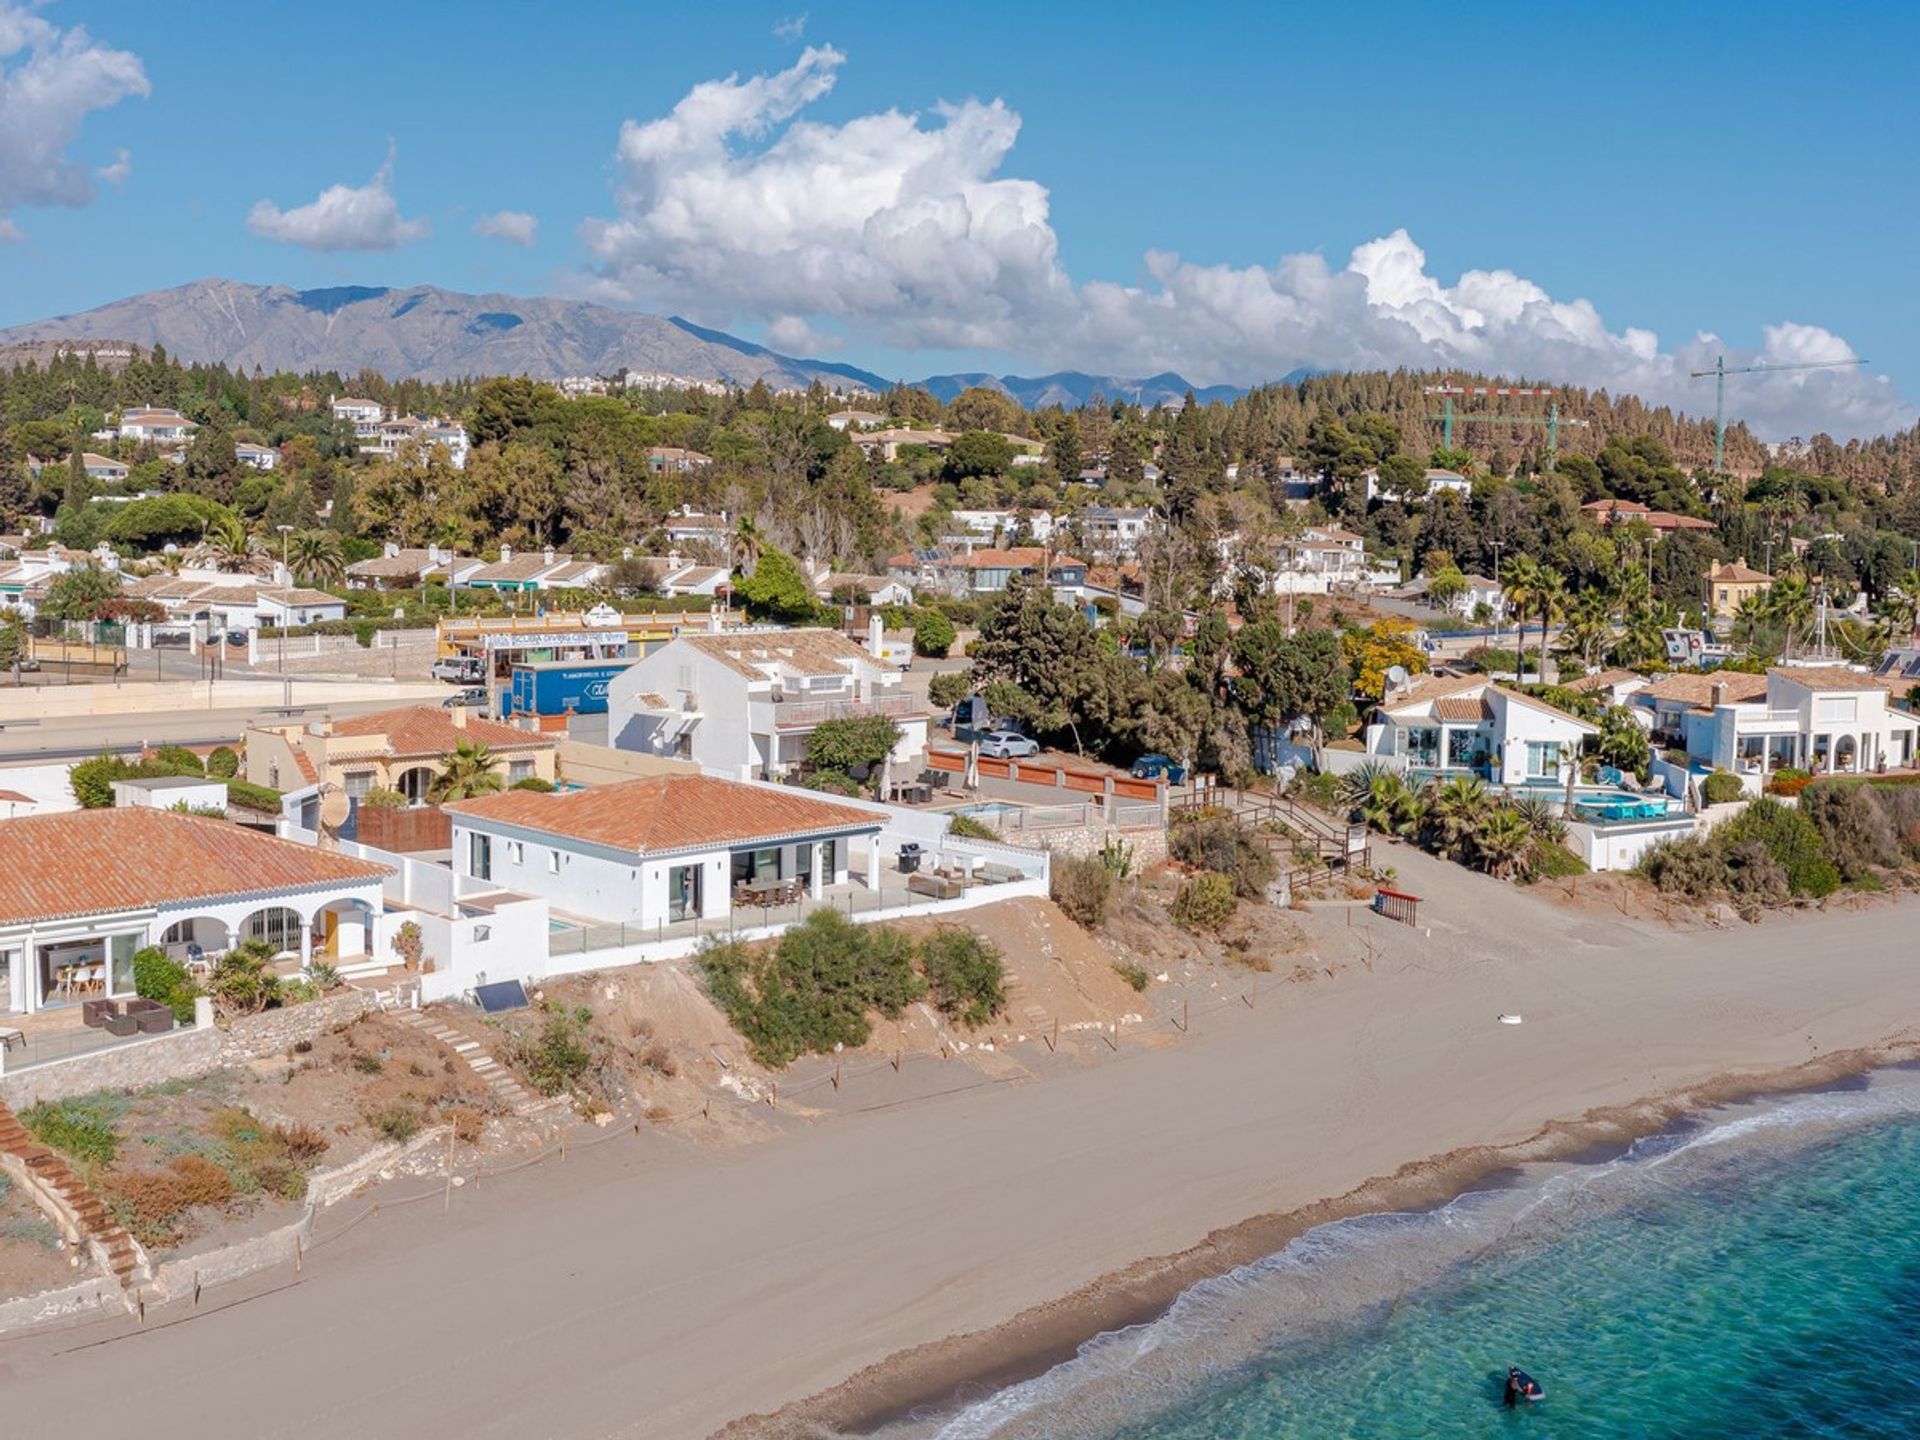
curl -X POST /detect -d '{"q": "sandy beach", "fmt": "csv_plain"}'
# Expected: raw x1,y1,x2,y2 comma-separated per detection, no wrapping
5,844,1920,1440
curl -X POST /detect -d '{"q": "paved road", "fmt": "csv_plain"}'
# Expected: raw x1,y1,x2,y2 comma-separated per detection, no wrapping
0,697,443,764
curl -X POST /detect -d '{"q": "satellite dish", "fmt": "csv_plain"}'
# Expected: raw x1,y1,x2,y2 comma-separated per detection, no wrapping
1384,664,1410,690
319,790,351,830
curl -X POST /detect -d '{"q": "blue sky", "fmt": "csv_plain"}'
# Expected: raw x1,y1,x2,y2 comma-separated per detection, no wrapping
2,0,1915,436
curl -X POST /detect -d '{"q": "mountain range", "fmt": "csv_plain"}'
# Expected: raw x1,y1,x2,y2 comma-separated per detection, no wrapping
0,279,1247,409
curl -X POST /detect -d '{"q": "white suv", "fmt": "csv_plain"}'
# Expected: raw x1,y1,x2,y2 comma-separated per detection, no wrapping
979,730,1039,759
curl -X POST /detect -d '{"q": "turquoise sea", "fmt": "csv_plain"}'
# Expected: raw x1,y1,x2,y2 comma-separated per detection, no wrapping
900,1068,1920,1440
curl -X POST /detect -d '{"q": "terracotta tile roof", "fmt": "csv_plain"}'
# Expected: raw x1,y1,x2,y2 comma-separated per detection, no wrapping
0,809,388,925
1707,560,1774,584
1433,695,1492,721
444,775,881,855
1583,498,1651,516
1768,665,1891,693
1381,672,1481,710
329,706,555,757
677,629,877,679
1565,668,1642,693
1640,672,1769,706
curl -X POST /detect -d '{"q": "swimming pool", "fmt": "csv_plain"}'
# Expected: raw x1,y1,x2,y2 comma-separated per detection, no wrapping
547,919,577,934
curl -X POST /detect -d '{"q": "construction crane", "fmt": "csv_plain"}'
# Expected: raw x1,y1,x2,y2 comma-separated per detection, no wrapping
1422,381,1590,471
1688,354,1867,473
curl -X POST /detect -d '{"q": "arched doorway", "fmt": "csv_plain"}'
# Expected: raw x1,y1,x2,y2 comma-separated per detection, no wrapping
1834,734,1858,773
159,917,231,965
238,906,305,957
396,765,436,806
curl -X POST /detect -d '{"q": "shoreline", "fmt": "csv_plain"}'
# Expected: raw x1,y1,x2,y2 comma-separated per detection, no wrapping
728,1042,1914,1438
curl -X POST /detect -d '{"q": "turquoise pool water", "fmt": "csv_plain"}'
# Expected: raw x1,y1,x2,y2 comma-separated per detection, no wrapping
547,919,576,934
910,1069,1920,1440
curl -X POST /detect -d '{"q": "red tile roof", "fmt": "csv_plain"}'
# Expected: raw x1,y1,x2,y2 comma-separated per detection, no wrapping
0,809,388,925
443,775,881,855
329,706,554,758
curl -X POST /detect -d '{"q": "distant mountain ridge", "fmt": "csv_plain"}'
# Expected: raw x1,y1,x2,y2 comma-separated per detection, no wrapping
0,278,1264,406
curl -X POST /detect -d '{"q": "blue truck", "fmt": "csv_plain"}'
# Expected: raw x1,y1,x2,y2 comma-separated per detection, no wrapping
505,659,634,719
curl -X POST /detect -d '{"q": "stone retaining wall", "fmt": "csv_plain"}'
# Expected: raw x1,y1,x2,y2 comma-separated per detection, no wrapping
1007,823,1168,867
0,1027,222,1109
216,990,380,1065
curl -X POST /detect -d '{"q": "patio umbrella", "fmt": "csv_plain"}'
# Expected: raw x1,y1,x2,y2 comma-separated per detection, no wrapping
965,741,980,792
878,751,893,804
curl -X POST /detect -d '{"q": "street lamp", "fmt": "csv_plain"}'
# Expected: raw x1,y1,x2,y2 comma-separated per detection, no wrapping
276,525,294,675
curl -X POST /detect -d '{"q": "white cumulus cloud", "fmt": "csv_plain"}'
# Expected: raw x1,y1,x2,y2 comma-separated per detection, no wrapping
474,209,538,246
0,2,148,237
580,48,1909,439
247,143,428,252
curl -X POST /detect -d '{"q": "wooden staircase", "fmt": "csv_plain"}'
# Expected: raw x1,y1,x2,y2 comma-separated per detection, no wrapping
0,1099,148,1292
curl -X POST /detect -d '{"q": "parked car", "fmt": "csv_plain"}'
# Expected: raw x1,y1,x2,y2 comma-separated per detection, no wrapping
431,656,484,683
978,730,1039,759
224,629,249,647
1130,753,1188,784
441,687,490,710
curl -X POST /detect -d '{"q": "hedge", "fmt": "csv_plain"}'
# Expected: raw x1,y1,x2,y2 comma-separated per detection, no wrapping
225,779,285,814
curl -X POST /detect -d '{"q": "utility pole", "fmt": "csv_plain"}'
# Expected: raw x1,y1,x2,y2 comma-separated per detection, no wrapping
276,524,294,675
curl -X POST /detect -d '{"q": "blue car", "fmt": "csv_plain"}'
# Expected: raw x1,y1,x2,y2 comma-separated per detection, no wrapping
1130,753,1188,784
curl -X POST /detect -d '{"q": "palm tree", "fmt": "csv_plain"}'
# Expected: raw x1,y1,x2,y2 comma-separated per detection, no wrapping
288,529,344,587
1730,591,1775,654
1510,792,1568,846
1501,555,1542,666
1763,575,1816,655
1426,775,1489,859
204,514,258,574
1474,806,1536,880
428,739,503,803
733,515,762,576
1342,760,1400,810
1561,588,1614,671
1618,603,1666,668
1531,565,1567,682
1356,771,1410,836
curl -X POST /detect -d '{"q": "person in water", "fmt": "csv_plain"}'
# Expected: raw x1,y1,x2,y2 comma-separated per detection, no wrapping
1505,1367,1543,1407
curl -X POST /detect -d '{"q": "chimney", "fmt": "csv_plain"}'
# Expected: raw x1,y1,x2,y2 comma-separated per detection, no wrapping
499,544,512,563
868,612,884,659
428,544,442,563
383,540,401,558
1710,682,1729,709
452,705,468,729
543,546,556,566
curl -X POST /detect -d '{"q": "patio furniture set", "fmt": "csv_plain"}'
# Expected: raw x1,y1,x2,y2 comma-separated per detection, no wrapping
82,997,176,1037
733,876,806,908
905,858,1028,899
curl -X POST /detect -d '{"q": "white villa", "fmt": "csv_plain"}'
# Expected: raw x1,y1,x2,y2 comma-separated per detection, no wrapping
1691,666,1919,782
1364,674,1598,786
444,775,887,929
1081,506,1152,559
0,809,388,1016
115,407,197,445
233,442,279,472
608,629,928,782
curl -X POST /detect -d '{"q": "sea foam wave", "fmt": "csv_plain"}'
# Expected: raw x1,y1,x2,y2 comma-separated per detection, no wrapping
899,1067,1920,1440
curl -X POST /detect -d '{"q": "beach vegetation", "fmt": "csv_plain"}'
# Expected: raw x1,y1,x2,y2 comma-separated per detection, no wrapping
1701,771,1746,806
1051,852,1116,927
508,1004,598,1097
1168,813,1278,897
918,928,1006,1028
1171,872,1238,931
1114,961,1151,992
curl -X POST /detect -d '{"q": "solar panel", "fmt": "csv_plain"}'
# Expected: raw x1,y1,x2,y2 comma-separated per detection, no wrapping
473,979,530,1014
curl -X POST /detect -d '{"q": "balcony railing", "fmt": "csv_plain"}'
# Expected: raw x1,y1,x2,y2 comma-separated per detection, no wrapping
770,694,922,728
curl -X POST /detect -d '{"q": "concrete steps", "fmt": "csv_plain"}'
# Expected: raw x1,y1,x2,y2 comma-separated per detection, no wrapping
0,1099,149,1291
397,1011,542,1115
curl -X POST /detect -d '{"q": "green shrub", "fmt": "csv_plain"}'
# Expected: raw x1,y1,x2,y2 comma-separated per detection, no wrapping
224,779,284,814
697,911,927,1068
1701,771,1746,806
802,770,862,796
21,1097,120,1169
1168,814,1277,897
367,1104,421,1143
205,746,239,778
509,1006,597,1097
209,941,280,1016
509,776,556,792
1114,961,1150,992
1800,781,1901,881
1524,842,1589,882
1767,767,1813,797
1050,852,1114,927
912,609,957,658
151,745,204,775
1171,872,1238,932
362,788,408,810
1638,836,1724,898
132,946,200,1023
918,928,1006,1028
1716,797,1840,898
945,812,998,841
